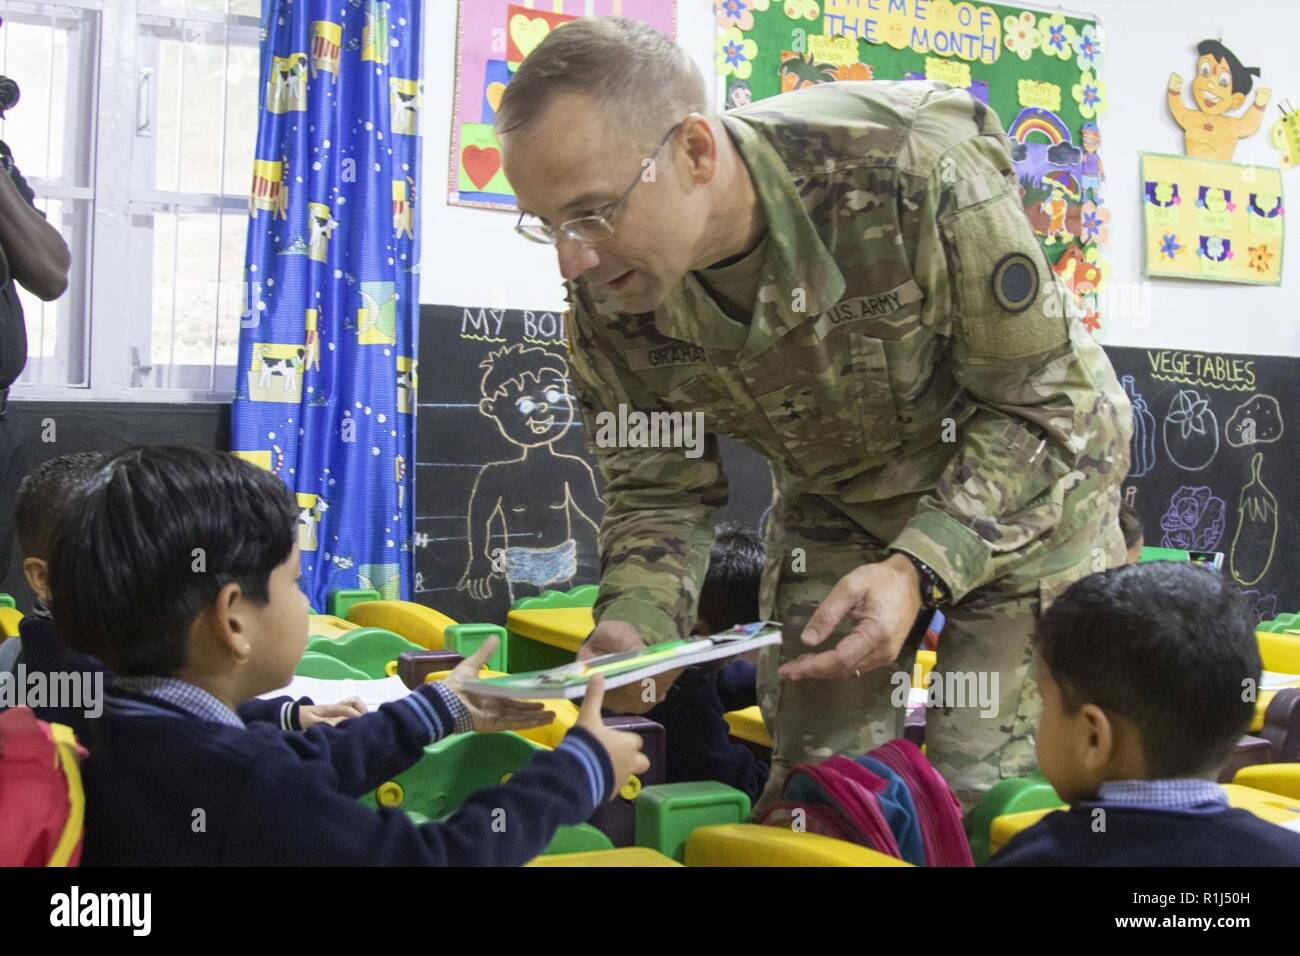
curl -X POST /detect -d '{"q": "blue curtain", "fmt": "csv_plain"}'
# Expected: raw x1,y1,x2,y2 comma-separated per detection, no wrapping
233,0,422,609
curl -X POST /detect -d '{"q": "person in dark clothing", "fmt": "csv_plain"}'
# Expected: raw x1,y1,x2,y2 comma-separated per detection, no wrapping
990,562,1300,866
2,452,364,742
47,446,648,865
647,524,770,802
0,99,73,588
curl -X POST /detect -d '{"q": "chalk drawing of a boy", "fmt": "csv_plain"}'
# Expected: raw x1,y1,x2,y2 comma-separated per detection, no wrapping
457,344,602,602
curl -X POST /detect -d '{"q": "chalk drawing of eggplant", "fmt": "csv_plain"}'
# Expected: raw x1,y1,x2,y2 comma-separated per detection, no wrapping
1123,375,1157,477
1229,452,1277,587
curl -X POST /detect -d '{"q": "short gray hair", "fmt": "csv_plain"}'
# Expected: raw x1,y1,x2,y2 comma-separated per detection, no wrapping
494,16,706,150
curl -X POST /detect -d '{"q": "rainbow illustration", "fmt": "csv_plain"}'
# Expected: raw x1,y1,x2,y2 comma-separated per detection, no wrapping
1041,170,1081,200
1007,107,1072,146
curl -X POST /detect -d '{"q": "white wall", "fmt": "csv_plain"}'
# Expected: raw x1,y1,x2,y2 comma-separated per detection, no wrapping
421,0,1300,357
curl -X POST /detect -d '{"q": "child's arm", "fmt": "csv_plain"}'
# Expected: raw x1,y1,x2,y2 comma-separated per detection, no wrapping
1167,74,1190,129
236,695,311,731
1238,87,1272,138
276,639,552,796
236,725,616,866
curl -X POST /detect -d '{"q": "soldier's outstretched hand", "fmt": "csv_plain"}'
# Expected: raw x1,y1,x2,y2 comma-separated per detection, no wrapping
779,554,922,681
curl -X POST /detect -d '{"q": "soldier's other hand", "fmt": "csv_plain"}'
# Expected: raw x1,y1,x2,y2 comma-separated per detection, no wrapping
577,620,682,714
779,554,922,682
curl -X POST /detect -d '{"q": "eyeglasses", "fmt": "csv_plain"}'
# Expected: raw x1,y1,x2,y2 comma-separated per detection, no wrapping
514,121,684,246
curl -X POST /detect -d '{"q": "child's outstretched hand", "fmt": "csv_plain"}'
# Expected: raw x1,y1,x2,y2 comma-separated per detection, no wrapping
442,636,556,733
300,698,368,728
575,675,650,800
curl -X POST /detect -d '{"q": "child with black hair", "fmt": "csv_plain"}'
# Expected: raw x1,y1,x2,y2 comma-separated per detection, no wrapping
2,452,362,743
1118,498,1143,565
646,524,770,802
51,446,647,865
990,562,1300,866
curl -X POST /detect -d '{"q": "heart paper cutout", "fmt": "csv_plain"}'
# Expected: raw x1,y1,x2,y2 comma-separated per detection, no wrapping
463,144,502,191
510,14,551,59
487,82,506,112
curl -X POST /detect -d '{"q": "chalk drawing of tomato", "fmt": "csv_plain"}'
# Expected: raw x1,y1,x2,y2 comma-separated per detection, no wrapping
1162,388,1219,471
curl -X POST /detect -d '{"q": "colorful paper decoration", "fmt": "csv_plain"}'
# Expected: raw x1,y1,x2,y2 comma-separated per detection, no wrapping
1167,39,1272,161
1141,152,1284,285
448,1,677,210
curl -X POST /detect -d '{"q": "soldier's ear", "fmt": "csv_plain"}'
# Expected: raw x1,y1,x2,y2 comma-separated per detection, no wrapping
680,114,718,185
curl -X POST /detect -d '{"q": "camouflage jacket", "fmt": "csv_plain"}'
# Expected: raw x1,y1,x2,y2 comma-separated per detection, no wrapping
564,81,1131,647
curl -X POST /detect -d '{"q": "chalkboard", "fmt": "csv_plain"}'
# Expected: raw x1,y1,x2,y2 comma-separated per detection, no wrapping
414,303,774,625
1106,345,1299,620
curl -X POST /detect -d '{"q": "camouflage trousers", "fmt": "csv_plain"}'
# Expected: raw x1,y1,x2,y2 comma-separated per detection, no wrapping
754,491,1122,818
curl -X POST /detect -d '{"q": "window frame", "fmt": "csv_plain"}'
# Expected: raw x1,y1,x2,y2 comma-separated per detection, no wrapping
11,0,260,404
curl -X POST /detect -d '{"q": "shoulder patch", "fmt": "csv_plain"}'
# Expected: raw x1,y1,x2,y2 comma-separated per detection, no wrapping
991,253,1039,315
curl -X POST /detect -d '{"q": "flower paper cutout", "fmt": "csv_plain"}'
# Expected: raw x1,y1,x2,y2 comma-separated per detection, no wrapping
1003,12,1041,61
1072,70,1107,119
1038,13,1078,61
716,27,758,80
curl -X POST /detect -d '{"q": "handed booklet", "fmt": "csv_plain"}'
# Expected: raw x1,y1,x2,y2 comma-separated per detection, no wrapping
459,621,784,700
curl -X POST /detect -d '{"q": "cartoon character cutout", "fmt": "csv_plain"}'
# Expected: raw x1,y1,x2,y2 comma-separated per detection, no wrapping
311,21,342,83
1272,105,1300,167
727,79,753,110
1079,121,1105,203
392,178,415,241
457,344,602,603
1039,172,1078,243
1168,40,1272,161
266,53,309,114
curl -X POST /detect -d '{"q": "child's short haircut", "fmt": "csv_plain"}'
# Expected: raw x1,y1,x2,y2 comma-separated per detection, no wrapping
1118,499,1143,550
47,446,298,677
14,452,105,560
1035,562,1258,778
697,524,765,633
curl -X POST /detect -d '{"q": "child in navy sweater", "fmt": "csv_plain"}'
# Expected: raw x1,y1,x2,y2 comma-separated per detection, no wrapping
3,453,363,743
48,446,647,866
646,525,769,802
990,562,1300,866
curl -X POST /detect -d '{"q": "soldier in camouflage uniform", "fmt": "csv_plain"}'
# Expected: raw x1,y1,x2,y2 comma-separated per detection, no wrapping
496,19,1131,815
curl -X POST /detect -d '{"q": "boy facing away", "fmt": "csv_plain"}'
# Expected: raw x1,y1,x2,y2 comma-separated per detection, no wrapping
990,562,1300,866
50,446,647,865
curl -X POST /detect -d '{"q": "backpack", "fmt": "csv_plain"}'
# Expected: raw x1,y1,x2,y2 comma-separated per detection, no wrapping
0,707,86,866
761,739,973,866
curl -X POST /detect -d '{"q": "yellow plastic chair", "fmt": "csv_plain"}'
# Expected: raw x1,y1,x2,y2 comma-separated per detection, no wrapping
307,614,358,640
347,600,458,650
988,782,1300,857
1253,631,1300,731
685,823,912,866
1233,763,1300,800
0,605,24,639
506,606,595,656
527,847,681,867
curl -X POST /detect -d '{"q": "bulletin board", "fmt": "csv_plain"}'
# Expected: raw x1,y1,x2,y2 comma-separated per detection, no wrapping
1107,344,1300,618
448,0,678,210
716,0,1111,331
1140,152,1284,285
